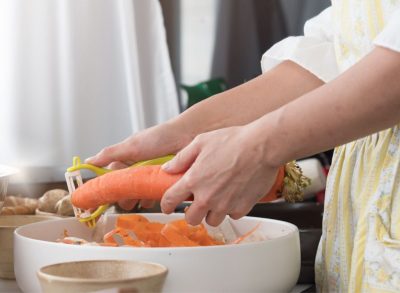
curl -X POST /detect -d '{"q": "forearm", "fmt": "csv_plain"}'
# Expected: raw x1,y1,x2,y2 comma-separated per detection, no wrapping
171,61,323,142
256,47,400,166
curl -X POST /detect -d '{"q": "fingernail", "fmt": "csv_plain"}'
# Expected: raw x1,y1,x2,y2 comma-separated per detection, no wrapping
85,156,95,163
161,204,172,214
162,162,170,171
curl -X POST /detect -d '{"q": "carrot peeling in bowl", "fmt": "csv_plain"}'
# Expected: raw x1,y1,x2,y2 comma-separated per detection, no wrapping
232,222,262,244
105,215,224,247
104,227,148,247
57,214,265,247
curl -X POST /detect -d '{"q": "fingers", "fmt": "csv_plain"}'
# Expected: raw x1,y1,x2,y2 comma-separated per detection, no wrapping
160,177,193,214
228,201,254,221
86,141,135,167
118,199,138,211
162,141,199,174
162,178,244,226
184,189,252,226
161,137,229,226
108,161,129,170
228,212,243,220
184,202,209,226
139,199,155,209
160,142,200,213
161,176,228,226
117,199,155,211
205,211,227,227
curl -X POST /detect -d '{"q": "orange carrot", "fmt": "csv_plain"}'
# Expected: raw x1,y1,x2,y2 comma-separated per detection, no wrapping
60,214,264,247
102,215,223,247
258,166,285,203
72,165,182,209
72,165,285,210
104,227,148,247
116,214,149,229
160,223,199,247
232,222,262,244
163,219,223,246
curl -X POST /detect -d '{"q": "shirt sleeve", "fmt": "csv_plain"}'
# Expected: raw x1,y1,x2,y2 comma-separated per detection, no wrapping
261,6,339,82
374,8,400,53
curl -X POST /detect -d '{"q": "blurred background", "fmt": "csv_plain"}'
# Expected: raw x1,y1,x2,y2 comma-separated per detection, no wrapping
0,0,330,184
0,1,332,288
166,0,330,100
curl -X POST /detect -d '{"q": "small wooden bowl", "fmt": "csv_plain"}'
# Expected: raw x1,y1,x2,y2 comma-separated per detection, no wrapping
37,260,168,293
0,165,19,211
0,215,58,279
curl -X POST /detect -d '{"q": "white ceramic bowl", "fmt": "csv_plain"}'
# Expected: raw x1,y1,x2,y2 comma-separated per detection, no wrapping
15,213,300,293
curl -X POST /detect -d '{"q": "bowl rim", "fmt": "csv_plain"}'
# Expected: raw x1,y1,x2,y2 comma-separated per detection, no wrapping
15,213,299,251
36,259,168,284
0,215,60,228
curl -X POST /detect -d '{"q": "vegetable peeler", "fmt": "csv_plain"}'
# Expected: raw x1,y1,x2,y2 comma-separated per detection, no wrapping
65,155,174,228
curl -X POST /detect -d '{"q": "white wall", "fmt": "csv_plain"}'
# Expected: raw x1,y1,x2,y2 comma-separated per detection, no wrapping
179,0,331,88
180,0,219,85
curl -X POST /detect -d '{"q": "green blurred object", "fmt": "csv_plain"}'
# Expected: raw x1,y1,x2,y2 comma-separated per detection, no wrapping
181,78,227,108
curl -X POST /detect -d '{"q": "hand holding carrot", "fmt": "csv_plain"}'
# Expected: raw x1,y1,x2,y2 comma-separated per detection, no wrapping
86,121,192,210
160,125,281,227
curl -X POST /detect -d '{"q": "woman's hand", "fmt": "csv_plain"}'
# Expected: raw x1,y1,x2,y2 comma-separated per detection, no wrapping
86,120,192,210
86,120,191,167
160,125,280,227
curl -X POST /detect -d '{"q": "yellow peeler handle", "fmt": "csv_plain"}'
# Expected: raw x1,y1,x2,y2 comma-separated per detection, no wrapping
130,155,175,168
67,155,175,177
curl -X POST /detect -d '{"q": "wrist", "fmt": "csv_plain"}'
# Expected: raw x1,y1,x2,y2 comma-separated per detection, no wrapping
247,109,290,168
166,117,195,151
246,113,311,203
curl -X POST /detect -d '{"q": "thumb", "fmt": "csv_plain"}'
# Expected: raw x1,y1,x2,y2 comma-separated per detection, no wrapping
162,143,199,174
86,142,134,167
